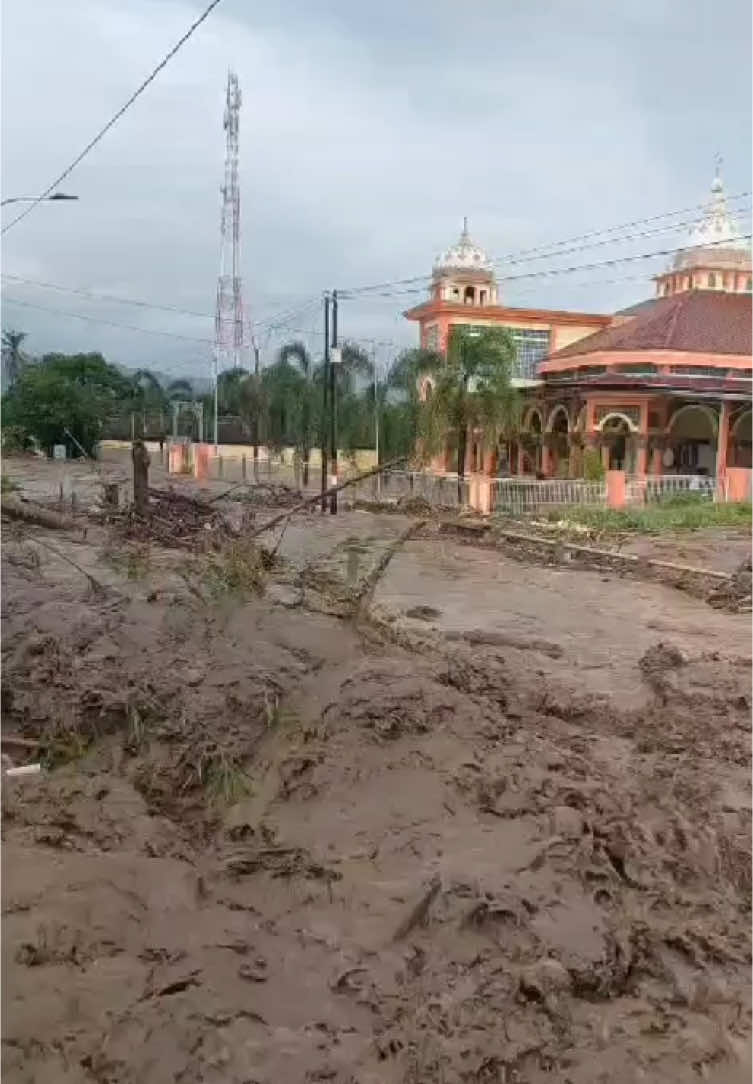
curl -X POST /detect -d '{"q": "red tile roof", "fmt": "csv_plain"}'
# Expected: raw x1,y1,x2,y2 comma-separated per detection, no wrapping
548,290,752,360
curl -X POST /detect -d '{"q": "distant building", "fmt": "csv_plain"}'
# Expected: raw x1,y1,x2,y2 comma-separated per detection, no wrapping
404,169,752,485
531,168,752,484
403,218,612,386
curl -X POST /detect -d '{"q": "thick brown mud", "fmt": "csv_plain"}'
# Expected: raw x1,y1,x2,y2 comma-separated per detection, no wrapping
1,473,751,1083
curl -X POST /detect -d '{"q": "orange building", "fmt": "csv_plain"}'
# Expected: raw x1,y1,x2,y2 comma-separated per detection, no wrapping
404,169,752,488
404,218,612,385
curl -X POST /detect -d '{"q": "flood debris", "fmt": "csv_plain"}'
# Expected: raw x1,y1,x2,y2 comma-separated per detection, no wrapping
1,463,750,1084
708,556,753,612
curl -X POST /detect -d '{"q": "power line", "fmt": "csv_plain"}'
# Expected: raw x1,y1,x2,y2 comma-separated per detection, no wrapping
338,192,752,298
341,232,753,301
0,273,320,327
1,295,213,342
1,0,224,236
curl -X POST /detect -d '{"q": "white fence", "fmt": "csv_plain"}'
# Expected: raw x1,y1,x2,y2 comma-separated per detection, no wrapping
629,474,717,504
491,478,606,513
357,470,722,515
345,469,471,508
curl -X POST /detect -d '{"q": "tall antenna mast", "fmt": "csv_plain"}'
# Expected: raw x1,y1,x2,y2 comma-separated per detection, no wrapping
213,70,248,446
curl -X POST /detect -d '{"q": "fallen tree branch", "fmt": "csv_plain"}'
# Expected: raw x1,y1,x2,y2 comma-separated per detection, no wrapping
250,456,409,539
25,535,114,598
356,519,425,613
393,875,441,941
2,495,79,532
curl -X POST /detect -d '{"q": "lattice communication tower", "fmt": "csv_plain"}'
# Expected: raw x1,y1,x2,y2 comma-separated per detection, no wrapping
213,71,249,389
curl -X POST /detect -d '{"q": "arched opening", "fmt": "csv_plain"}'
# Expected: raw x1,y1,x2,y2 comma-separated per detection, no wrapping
419,377,435,403
600,415,632,471
518,408,544,475
729,410,752,468
548,407,570,477
464,285,476,304
667,405,717,475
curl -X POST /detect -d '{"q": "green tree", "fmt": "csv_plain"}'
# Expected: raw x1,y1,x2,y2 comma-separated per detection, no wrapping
278,342,313,483
419,327,519,500
2,352,132,455
216,368,250,414
260,358,305,452
1,329,29,387
374,347,443,462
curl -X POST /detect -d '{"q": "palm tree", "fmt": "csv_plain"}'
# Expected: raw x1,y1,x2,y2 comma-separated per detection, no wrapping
419,327,519,502
166,378,194,399
278,341,313,484
217,368,250,415
239,369,267,479
1,329,28,387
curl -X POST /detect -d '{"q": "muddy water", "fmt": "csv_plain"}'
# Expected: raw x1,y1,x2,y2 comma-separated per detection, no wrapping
2,506,751,1083
375,536,753,707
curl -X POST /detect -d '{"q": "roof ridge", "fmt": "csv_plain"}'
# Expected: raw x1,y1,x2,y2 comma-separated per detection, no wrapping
662,292,685,349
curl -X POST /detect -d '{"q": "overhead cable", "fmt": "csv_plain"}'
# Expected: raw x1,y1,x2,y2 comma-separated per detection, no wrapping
1,0,224,235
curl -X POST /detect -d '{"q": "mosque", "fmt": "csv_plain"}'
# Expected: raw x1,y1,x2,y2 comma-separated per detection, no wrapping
404,167,752,487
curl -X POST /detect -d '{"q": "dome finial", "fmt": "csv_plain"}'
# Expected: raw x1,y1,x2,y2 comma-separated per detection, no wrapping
712,153,724,193
462,215,469,237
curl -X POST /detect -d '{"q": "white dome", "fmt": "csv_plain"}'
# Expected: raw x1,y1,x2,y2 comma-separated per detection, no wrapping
433,218,493,273
684,168,749,252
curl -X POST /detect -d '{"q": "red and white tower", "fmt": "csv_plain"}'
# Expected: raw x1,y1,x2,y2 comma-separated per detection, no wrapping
213,70,249,444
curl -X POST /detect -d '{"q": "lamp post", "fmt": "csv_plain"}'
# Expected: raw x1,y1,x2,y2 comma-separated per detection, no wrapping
1,192,79,207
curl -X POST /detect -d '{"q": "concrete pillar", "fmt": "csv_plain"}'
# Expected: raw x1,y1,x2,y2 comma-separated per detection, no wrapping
636,402,649,476
194,443,209,482
716,401,730,491
606,470,626,509
725,467,752,503
540,444,552,478
650,447,663,475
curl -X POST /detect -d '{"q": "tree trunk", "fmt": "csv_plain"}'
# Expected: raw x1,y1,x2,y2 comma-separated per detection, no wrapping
456,425,467,506
131,440,150,515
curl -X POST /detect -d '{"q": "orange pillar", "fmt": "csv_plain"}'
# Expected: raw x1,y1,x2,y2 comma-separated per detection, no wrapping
541,443,552,477
725,468,752,503
650,447,663,475
606,470,626,508
716,401,730,491
636,402,649,476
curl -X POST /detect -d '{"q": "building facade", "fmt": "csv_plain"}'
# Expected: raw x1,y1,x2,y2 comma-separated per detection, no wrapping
405,170,752,487
404,218,612,385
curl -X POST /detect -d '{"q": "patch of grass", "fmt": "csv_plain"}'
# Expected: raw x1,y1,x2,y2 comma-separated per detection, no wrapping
41,729,90,768
101,542,151,580
203,540,265,598
535,496,752,534
1,474,19,494
204,755,253,806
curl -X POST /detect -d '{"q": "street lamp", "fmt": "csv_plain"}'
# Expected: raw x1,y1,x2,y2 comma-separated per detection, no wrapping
1,192,79,207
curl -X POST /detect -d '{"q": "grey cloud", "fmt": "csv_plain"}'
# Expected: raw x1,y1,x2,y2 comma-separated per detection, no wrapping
2,0,750,376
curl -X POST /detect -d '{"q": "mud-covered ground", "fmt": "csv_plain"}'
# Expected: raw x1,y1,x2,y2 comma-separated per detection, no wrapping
2,460,752,1083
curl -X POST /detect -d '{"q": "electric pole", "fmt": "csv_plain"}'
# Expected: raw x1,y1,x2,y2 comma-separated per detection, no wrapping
329,289,339,514
373,345,380,495
320,293,330,512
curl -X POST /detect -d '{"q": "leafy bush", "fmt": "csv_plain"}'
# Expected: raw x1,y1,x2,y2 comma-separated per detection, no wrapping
1,424,32,454
582,447,605,481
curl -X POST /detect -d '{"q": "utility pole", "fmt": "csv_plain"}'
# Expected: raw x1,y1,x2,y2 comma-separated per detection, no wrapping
320,293,330,512
251,336,260,480
213,347,219,448
329,289,339,514
373,345,380,497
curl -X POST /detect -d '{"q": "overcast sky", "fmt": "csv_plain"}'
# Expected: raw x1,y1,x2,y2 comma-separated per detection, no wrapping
2,0,751,379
